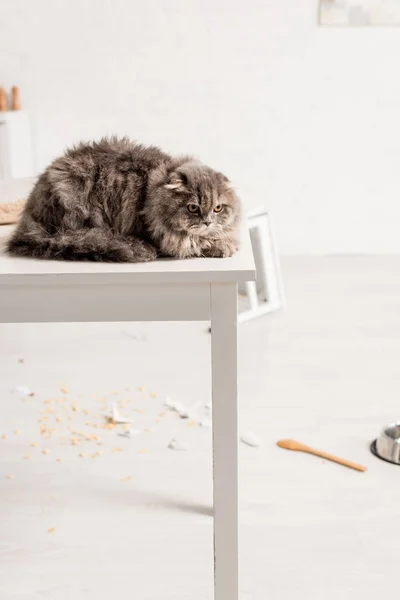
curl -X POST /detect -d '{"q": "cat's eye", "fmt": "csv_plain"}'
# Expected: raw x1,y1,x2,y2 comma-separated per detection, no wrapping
213,204,223,213
187,203,199,214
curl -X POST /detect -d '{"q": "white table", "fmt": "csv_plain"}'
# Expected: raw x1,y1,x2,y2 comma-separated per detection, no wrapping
0,225,255,600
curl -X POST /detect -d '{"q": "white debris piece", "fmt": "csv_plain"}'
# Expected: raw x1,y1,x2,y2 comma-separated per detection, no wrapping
168,437,188,451
199,418,212,428
164,396,177,410
12,386,34,397
163,397,199,419
240,431,261,448
173,402,188,416
119,428,143,439
104,404,133,424
204,401,212,410
121,329,145,341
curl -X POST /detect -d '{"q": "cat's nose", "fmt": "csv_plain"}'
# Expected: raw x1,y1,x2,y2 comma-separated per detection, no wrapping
203,221,211,227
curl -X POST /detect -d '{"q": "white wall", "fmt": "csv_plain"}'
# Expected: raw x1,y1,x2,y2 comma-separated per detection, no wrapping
1,0,400,253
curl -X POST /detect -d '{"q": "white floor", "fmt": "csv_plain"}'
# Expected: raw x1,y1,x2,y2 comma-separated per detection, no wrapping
1,256,400,600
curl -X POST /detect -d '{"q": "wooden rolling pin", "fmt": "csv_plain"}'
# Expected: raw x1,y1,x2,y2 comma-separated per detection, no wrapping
11,86,21,110
277,439,367,472
0,87,7,111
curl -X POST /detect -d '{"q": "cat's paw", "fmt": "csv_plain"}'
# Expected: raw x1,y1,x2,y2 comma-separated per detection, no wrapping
203,243,236,258
129,240,157,262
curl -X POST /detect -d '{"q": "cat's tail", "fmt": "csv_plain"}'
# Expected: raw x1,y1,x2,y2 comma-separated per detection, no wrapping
7,219,157,263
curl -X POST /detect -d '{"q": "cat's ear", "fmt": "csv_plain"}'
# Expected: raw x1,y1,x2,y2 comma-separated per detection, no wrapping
216,172,234,192
164,182,185,191
164,171,187,192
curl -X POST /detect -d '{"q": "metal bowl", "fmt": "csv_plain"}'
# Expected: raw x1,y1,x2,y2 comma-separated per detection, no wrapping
371,422,400,465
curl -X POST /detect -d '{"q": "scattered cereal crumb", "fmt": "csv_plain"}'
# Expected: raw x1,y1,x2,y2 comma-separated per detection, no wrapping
159,412,166,417
85,421,92,426
97,442,103,446
122,423,131,432
121,476,132,482
48,528,55,533
79,452,86,458
56,417,63,423
83,409,90,415
138,386,145,392
150,393,157,398
101,423,117,430
187,420,197,428
7,474,14,480
42,449,51,455
56,458,61,462
44,400,52,405
24,455,30,460
1,435,6,440
71,439,80,446
138,448,148,454
112,447,122,453
71,401,78,412
92,451,103,458
61,386,69,394
14,429,21,435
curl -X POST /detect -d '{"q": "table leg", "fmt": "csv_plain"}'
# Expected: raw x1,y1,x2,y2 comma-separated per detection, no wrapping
210,283,238,600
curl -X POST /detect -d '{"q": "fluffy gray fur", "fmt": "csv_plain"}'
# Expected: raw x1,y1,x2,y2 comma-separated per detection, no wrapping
7,137,241,262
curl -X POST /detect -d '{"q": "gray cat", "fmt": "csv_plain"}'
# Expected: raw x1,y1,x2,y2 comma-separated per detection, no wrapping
7,137,241,262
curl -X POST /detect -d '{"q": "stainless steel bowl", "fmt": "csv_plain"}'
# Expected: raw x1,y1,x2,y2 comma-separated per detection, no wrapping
371,422,400,465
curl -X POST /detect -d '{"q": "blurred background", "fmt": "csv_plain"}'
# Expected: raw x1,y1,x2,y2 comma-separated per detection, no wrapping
2,0,400,253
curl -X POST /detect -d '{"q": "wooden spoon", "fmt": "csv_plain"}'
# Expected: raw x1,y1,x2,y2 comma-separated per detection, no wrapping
277,439,367,472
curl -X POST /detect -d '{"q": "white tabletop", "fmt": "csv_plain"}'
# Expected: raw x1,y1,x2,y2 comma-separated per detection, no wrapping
0,225,255,285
